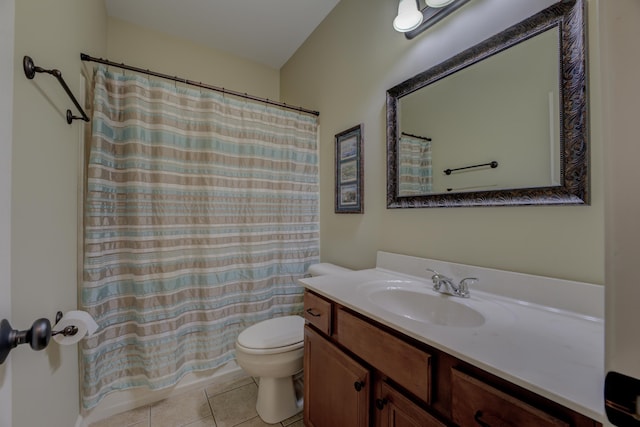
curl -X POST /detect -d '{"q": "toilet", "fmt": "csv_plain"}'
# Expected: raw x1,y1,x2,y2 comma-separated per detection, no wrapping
235,263,352,423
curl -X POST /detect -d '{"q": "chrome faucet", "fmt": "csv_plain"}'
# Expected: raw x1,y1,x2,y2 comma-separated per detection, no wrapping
426,268,476,298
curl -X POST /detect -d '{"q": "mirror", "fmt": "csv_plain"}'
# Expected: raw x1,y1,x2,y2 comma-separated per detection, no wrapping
387,0,588,208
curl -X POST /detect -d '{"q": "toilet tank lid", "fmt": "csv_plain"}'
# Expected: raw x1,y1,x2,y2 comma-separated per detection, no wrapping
237,315,305,350
307,263,352,277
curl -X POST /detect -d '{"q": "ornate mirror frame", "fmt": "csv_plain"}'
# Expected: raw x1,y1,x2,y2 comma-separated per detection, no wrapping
386,0,588,208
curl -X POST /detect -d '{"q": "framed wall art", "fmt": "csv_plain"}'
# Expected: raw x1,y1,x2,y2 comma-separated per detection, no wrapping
335,124,363,213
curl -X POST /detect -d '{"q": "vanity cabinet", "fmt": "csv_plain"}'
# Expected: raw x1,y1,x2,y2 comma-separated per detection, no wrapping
303,290,602,427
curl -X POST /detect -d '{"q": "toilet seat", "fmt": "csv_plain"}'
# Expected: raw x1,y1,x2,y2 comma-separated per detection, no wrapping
237,315,304,355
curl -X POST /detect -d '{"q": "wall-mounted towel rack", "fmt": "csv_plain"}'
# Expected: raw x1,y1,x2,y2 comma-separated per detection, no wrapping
23,55,89,125
401,132,432,142
444,161,498,175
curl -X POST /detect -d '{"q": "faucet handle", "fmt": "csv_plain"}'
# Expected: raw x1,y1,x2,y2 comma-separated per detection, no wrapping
426,268,446,279
427,268,453,293
426,268,441,291
458,277,478,297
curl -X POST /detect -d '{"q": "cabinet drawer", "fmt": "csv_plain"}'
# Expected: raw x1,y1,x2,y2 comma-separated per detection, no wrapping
304,291,332,335
451,369,570,427
336,308,431,403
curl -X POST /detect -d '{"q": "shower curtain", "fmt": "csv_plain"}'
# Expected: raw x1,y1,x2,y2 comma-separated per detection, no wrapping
398,135,432,195
81,66,319,409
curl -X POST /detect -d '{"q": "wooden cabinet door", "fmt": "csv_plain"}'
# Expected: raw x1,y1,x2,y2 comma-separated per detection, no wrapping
304,325,370,427
375,381,446,427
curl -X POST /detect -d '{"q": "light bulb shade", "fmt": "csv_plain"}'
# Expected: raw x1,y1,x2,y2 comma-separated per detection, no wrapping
426,0,455,7
393,0,423,32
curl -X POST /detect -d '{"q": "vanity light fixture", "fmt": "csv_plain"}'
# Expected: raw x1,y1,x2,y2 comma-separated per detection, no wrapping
393,0,423,33
397,0,472,39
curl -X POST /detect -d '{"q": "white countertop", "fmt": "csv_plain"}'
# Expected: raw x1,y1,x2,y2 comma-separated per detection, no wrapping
299,259,604,422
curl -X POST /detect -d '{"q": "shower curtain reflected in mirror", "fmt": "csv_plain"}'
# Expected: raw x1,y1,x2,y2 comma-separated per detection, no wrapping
81,66,319,409
398,134,432,196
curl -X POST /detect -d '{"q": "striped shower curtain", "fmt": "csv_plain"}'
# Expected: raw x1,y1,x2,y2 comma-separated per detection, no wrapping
398,135,432,195
81,66,319,409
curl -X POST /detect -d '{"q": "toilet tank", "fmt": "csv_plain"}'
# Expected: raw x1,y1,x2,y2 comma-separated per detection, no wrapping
307,263,352,277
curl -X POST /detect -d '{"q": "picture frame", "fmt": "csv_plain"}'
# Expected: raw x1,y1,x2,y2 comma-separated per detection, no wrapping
335,124,364,213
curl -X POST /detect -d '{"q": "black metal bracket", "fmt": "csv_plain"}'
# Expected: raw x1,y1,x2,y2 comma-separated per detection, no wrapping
404,0,472,40
23,55,90,125
444,161,498,175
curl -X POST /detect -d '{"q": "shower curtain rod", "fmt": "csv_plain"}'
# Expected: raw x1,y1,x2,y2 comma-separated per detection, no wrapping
80,53,320,117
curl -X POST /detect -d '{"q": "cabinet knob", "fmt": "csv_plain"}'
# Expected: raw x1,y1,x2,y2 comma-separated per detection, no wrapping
353,381,365,392
375,398,388,410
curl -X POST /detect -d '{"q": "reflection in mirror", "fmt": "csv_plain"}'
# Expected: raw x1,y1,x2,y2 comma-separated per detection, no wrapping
399,27,560,196
387,0,588,208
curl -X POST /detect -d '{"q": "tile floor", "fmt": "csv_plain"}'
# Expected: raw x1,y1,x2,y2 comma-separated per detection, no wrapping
89,374,304,427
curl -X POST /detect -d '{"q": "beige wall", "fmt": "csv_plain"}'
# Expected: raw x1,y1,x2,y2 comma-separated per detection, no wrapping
107,17,280,102
11,1,107,426
282,0,604,285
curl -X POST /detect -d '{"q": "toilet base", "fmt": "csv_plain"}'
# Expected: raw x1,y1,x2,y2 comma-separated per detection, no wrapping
255,375,302,424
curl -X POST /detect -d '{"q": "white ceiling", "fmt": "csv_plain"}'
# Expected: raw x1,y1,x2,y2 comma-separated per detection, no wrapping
105,0,341,69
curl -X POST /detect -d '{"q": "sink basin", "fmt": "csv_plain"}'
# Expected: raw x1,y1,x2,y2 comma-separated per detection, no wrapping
367,288,486,327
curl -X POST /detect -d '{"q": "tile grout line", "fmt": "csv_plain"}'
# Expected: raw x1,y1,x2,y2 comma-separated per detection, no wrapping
206,388,218,427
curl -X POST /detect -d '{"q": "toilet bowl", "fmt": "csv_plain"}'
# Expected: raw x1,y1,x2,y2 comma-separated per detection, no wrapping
235,263,352,423
235,315,305,424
